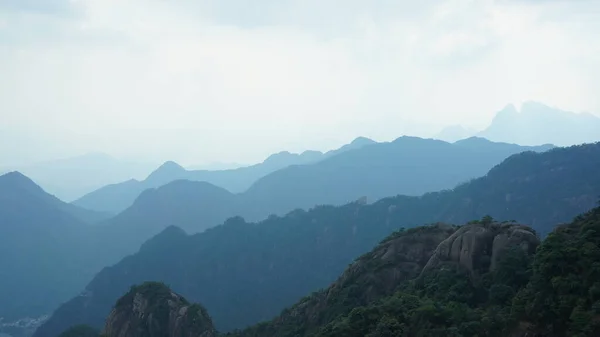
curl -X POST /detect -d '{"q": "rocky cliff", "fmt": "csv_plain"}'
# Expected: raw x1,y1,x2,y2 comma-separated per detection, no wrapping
103,282,216,337
230,219,541,337
421,219,540,277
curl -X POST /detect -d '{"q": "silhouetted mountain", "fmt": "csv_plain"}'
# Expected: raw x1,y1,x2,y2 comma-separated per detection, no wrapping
0,172,110,224
33,142,600,337
0,172,109,325
73,139,375,214
14,153,155,202
73,137,554,260
478,101,600,146
243,137,553,215
322,136,376,158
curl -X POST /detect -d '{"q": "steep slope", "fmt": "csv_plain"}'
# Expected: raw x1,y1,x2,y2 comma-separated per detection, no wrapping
0,172,104,324
244,206,600,337
0,171,110,224
479,101,600,146
230,219,539,337
55,283,217,337
103,282,217,337
34,142,600,337
511,205,600,336
90,181,239,263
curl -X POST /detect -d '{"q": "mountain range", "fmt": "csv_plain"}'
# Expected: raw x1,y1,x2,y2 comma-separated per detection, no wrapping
72,137,376,214
49,203,600,337
0,172,109,322
435,101,600,146
74,137,551,218
32,141,600,337
227,203,600,337
0,136,557,337
8,153,156,202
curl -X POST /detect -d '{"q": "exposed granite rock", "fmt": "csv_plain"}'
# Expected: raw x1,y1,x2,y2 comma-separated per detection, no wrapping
264,223,457,334
103,282,216,337
421,221,539,276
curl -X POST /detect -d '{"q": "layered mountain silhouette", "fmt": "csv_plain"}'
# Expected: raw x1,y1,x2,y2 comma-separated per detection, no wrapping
75,137,550,219
75,137,555,259
243,137,553,215
433,102,600,146
13,153,155,202
73,137,376,214
478,102,600,146
33,142,600,337
0,172,109,322
479,101,600,145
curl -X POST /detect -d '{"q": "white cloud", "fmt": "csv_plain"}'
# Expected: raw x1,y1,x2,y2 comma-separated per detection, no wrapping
0,0,599,165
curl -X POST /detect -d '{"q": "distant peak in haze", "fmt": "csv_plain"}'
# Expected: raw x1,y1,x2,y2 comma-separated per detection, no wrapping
454,136,493,144
263,151,294,164
350,136,375,145
144,161,187,185
151,161,185,175
0,171,43,193
263,150,324,166
479,101,600,146
492,103,519,122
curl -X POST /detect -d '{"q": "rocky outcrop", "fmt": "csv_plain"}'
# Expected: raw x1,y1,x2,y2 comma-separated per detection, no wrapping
259,224,458,335
421,220,539,276
103,282,216,337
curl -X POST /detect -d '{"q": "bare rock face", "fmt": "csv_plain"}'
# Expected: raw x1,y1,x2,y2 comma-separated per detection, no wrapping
103,282,217,337
421,220,539,276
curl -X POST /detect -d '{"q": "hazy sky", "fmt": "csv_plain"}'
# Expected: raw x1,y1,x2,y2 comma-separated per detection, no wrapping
1,0,599,165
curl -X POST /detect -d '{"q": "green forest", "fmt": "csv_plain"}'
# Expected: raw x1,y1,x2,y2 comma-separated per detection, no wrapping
60,205,600,337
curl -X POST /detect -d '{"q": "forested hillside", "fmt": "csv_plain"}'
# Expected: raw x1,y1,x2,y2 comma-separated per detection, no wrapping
34,143,600,337
231,205,600,337
54,205,600,337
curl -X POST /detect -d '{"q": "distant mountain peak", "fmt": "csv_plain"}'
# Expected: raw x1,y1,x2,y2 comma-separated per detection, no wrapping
139,225,188,253
480,102,600,146
492,103,519,122
157,160,185,171
0,171,44,193
350,136,375,145
520,100,550,111
455,136,493,144
145,161,186,184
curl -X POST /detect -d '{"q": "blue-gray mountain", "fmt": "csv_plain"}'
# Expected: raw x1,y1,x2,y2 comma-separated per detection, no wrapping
436,101,600,146
9,153,156,202
33,142,600,337
0,172,108,323
72,137,376,214
5,136,544,336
